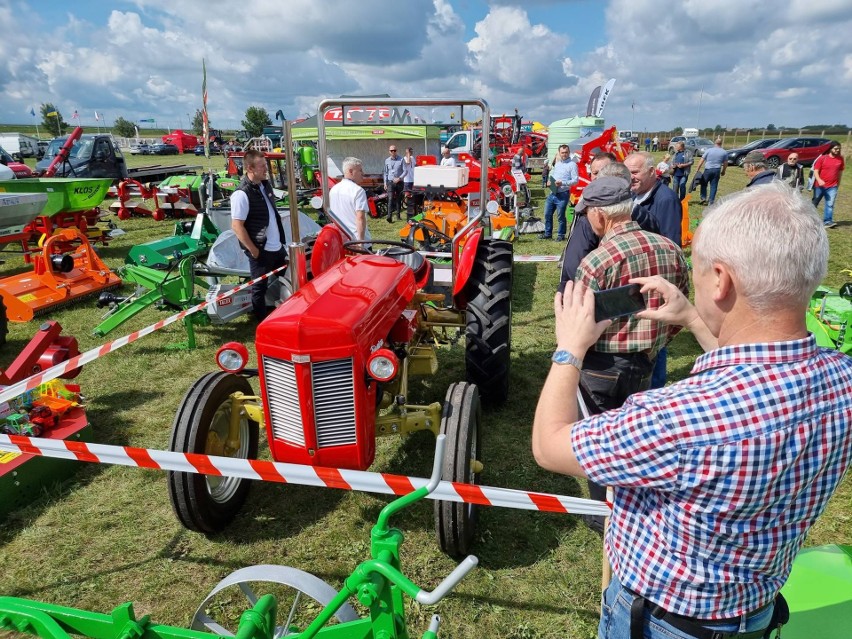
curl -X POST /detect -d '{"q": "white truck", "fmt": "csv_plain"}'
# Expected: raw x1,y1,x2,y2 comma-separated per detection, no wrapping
0,133,40,159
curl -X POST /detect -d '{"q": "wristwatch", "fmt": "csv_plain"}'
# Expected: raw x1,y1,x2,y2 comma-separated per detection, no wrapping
551,350,583,370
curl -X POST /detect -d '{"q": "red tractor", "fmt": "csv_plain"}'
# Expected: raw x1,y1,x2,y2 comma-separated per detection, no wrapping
167,98,511,558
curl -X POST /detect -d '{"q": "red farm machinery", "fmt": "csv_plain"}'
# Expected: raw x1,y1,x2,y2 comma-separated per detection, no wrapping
167,98,511,559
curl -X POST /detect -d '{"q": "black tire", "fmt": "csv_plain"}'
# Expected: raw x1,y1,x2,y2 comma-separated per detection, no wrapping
168,372,259,534
0,297,7,348
435,382,482,558
766,155,781,169
464,239,513,406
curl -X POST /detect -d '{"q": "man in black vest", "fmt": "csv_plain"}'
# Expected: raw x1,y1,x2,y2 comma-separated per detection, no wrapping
230,149,288,321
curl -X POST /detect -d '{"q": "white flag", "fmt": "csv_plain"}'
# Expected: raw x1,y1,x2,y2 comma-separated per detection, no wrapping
94,111,100,121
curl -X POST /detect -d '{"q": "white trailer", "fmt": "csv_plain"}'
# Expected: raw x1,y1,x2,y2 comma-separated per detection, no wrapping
0,133,40,158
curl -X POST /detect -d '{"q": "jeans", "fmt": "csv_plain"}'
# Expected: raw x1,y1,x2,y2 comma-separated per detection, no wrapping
600,575,775,639
700,168,721,204
812,185,838,224
650,346,667,389
673,174,688,200
386,180,404,220
246,247,288,321
543,191,570,238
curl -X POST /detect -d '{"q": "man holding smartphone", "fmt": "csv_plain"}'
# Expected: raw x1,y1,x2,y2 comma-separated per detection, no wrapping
570,176,689,532
532,182,850,639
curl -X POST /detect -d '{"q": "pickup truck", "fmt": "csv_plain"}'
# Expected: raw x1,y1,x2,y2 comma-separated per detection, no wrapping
35,134,200,183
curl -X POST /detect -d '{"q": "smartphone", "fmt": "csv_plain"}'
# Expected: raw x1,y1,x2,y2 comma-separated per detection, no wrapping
593,284,646,323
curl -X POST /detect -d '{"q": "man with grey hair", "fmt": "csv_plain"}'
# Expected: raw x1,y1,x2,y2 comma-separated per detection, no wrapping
533,181,851,639
330,157,370,242
693,137,728,205
569,176,688,532
743,150,776,187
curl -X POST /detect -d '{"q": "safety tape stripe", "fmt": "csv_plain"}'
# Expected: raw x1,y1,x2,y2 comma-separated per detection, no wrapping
0,434,611,516
418,251,561,263
0,264,289,406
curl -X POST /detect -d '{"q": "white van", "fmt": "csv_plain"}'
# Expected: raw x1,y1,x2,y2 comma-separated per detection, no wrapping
682,128,699,139
0,133,40,158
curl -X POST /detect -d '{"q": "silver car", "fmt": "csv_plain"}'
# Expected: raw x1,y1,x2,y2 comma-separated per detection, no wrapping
668,136,715,156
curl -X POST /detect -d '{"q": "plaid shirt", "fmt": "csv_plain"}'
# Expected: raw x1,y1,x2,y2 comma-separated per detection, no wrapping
576,220,688,357
572,336,852,618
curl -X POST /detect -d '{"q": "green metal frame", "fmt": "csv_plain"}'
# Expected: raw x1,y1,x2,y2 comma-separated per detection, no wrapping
806,285,852,355
125,215,220,269
92,257,209,348
0,438,468,639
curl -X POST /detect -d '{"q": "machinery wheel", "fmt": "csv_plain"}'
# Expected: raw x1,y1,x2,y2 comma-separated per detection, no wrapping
464,239,513,406
168,372,259,534
435,382,482,558
766,155,781,169
190,564,358,636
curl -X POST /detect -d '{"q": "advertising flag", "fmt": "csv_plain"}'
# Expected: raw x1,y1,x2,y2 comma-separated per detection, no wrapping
30,107,36,117
46,111,58,117
202,58,209,158
72,110,79,120
94,111,100,121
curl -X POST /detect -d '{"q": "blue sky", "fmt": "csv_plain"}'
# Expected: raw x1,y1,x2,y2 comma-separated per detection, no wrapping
1,0,849,134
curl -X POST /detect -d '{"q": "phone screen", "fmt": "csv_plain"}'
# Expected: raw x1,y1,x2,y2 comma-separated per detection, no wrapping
593,284,646,323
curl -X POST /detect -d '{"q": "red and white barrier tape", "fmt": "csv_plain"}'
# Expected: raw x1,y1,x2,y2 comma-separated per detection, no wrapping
419,251,561,262
0,434,611,516
0,264,288,406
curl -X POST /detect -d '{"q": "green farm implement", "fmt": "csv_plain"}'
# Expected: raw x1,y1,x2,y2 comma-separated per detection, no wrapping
806,280,852,355
0,436,478,639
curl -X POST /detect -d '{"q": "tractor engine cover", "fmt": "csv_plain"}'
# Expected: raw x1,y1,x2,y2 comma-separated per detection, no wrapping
256,254,416,470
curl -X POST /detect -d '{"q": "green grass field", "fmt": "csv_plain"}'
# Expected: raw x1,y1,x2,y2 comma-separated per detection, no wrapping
0,153,850,639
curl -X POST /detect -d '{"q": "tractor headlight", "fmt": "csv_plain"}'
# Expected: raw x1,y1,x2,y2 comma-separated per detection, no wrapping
216,342,249,373
367,349,399,383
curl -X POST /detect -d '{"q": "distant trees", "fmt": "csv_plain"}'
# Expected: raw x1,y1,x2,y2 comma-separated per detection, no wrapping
191,109,207,135
767,124,777,131
242,106,272,138
113,117,136,139
40,103,68,136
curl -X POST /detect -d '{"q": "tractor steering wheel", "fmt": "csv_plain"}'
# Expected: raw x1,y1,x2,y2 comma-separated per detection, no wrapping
343,239,417,257
406,219,452,249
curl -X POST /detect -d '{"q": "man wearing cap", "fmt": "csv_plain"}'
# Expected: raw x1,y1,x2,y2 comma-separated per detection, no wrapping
571,176,689,532
743,150,776,187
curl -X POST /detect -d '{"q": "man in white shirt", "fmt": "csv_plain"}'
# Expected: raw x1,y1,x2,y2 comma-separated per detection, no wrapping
330,157,371,242
230,149,288,321
440,146,457,166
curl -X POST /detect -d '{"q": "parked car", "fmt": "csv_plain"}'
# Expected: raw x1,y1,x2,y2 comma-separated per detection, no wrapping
668,136,715,156
194,143,222,155
757,137,833,168
129,143,152,155
726,138,781,167
150,143,180,155
0,146,34,177
36,140,49,160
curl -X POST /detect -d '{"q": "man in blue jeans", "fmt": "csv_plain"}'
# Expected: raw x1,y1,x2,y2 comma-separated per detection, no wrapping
533,182,850,639
693,137,728,205
539,144,578,240
671,141,693,200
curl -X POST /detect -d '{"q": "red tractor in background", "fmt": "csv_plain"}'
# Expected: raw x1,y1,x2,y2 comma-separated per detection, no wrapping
167,98,511,558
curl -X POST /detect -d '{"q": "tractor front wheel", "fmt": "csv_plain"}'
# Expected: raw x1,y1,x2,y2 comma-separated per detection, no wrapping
435,382,482,558
168,372,259,534
464,239,513,406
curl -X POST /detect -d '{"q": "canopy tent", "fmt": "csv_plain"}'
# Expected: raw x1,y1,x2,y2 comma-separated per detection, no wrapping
292,115,443,176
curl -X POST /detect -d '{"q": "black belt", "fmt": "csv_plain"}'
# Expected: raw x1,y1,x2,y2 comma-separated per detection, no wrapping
628,591,788,639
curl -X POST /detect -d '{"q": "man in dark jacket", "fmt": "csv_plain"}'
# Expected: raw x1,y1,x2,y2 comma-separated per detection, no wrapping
743,150,776,187
777,153,804,191
230,149,288,321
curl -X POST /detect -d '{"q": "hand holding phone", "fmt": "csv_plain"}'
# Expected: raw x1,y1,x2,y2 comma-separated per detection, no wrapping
593,284,646,323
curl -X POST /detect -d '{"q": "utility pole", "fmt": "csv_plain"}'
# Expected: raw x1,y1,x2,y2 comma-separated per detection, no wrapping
696,85,704,132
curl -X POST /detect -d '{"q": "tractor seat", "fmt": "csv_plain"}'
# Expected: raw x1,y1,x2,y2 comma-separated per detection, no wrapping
378,248,431,290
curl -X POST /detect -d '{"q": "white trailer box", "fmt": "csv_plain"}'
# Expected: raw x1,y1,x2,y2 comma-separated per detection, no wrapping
683,128,698,139
413,165,469,189
0,133,40,158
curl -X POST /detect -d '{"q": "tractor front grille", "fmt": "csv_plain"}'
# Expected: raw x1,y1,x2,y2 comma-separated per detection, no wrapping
262,355,357,449
312,358,357,447
263,356,305,447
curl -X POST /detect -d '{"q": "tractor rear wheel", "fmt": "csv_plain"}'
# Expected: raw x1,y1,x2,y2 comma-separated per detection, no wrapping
0,297,7,347
464,239,513,406
168,372,259,534
435,382,482,558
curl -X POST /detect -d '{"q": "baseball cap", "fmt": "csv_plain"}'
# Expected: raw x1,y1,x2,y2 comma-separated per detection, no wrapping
574,177,632,214
743,150,767,164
